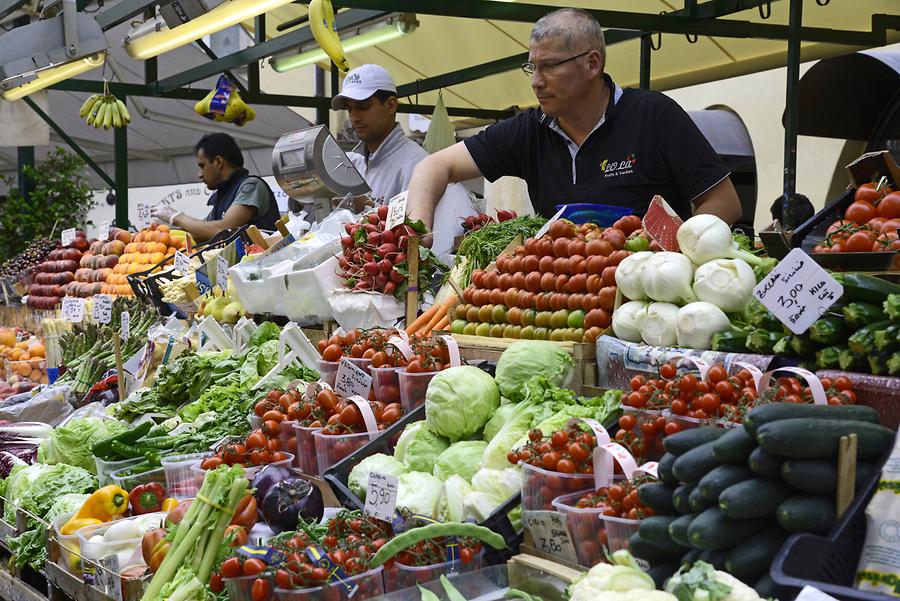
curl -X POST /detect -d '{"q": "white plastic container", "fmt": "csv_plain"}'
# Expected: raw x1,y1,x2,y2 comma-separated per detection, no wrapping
51,512,82,575
275,256,341,324
77,513,166,589
95,456,143,487
162,452,210,499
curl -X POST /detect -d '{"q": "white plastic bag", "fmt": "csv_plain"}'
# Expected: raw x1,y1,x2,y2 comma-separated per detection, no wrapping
855,433,900,595
0,385,74,425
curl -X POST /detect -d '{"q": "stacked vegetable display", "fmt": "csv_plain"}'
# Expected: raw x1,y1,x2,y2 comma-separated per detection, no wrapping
0,238,57,283
112,224,187,280
812,182,900,255
26,233,89,309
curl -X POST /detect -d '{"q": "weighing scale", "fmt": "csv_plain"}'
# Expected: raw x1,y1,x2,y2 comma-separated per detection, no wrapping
272,125,370,221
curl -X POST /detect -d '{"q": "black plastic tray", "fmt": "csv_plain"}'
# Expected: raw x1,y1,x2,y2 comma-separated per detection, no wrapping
771,451,893,601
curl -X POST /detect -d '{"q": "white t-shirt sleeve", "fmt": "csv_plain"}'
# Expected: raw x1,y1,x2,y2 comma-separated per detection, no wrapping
431,183,478,261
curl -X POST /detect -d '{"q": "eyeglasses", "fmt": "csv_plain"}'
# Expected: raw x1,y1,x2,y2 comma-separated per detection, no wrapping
521,51,591,76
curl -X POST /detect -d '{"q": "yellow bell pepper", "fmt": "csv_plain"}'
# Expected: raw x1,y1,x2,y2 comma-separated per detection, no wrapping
59,517,103,536
161,498,178,512
61,485,129,534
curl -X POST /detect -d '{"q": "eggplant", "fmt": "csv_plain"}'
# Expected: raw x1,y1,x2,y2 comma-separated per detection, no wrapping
260,477,324,533
251,464,293,504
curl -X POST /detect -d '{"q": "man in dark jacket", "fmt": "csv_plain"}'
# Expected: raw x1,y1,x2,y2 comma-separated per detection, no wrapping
151,133,280,242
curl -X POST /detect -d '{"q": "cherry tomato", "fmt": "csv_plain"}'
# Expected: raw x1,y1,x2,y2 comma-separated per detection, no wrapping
845,201,878,224
209,573,224,593
841,390,857,404
659,363,677,379
714,380,734,401
707,365,727,383
251,577,271,601
246,431,267,450
220,557,242,579
557,458,576,473
322,344,342,362
619,414,637,431
243,558,267,577
550,430,569,448
680,374,697,393
835,376,853,391
845,231,875,252
317,389,338,411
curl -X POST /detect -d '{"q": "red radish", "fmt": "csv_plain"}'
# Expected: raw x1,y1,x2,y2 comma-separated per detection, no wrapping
378,259,392,273
378,243,396,256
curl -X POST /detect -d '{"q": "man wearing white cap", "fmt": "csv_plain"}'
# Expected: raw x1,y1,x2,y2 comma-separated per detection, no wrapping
332,64,477,258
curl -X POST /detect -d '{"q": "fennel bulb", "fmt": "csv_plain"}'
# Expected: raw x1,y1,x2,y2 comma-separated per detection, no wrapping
615,251,654,301
612,301,648,343
676,302,731,350
641,302,680,347
641,252,697,304
693,258,756,312
677,215,776,270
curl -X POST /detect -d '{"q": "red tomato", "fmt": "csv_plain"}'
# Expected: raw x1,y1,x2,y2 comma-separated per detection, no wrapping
220,557,242,579
877,192,900,219
845,231,875,253
855,182,885,204
251,578,271,601
845,201,877,224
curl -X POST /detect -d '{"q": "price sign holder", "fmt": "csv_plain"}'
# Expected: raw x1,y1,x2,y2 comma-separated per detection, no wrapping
753,248,843,335
61,297,85,323
92,294,113,324
120,311,130,341
174,251,190,274
136,203,151,229
335,358,373,399
385,191,408,230
216,255,229,290
365,471,398,523
522,510,578,564
98,221,110,242
61,228,76,247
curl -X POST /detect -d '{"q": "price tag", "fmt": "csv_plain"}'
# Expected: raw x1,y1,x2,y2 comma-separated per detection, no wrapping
752,248,843,335
385,191,409,231
334,358,372,399
365,471,398,523
61,297,85,323
522,510,578,564
136,203,151,229
216,255,229,290
61,228,76,247
92,294,113,324
97,221,110,242
174,251,190,274
120,311,130,341
96,554,124,601
795,586,840,601
534,205,567,239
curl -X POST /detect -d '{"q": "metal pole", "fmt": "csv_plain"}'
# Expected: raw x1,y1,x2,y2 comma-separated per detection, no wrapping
315,66,327,125
782,0,802,229
16,146,34,203
114,110,129,229
639,35,651,90
144,57,157,86
249,14,265,93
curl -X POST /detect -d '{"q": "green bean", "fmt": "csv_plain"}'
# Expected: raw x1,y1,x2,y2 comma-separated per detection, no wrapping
440,575,466,601
369,522,506,567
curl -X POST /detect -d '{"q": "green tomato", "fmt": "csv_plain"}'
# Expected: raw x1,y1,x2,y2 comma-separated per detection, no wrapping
520,325,535,339
491,304,508,324
533,327,549,340
489,324,505,338
550,310,569,329
450,320,467,335
475,322,491,337
522,309,536,326
624,235,651,252
567,309,585,329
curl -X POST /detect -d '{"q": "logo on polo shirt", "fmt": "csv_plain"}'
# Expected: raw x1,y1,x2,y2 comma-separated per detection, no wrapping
600,153,637,178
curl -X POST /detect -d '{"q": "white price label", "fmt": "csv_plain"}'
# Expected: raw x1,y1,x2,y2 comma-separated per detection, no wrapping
136,203,151,229
795,586,840,601
120,311,130,341
61,228,76,247
92,294,113,324
98,221,111,242
752,248,843,335
97,554,123,601
61,297,85,323
335,358,372,399
216,255,229,290
365,471,398,523
522,510,578,564
385,191,408,230
174,251,190,274
534,205,567,239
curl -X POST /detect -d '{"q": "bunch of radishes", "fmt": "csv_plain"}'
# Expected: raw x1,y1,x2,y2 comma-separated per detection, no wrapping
339,205,436,297
461,209,517,233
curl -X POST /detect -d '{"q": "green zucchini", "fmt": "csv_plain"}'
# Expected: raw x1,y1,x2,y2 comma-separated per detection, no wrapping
743,300,783,331
648,561,681,589
718,478,792,519
638,516,680,547
743,402,881,436
849,320,894,355
725,528,788,582
672,484,695,515
867,350,894,376
681,548,702,567
637,483,677,515
712,428,756,464
672,440,722,484
839,348,867,372
772,334,797,357
628,532,684,563
873,323,900,352
746,328,787,355
809,314,846,345
757,418,894,459
687,507,766,550
663,428,726,456
754,574,781,600
748,446,783,478
890,351,900,377
697,549,730,570
789,334,820,357
780,459,876,496
885,293,900,320
688,486,715,512
776,496,836,534
843,302,888,329
711,329,749,353
92,421,153,459
657,453,678,485
831,273,900,305
668,514,696,548
815,346,844,370
697,464,754,502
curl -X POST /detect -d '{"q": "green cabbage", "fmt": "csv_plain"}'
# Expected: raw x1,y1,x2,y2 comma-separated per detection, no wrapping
3,463,95,523
394,421,450,473
39,417,127,474
483,402,516,442
440,475,473,523
348,453,408,500
495,341,574,402
425,366,499,441
397,471,444,518
432,441,487,482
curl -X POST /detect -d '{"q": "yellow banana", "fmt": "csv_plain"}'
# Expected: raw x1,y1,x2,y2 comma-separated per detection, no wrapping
87,99,103,126
309,0,348,71
115,98,131,124
110,100,122,128
104,99,116,129
79,94,101,118
95,100,109,129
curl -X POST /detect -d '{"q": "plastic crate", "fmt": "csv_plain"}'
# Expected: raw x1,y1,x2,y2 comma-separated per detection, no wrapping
398,370,437,412
322,403,523,565
314,430,373,475
521,463,595,511
371,366,402,405
225,575,272,601
316,360,339,388
162,452,210,499
110,465,166,492
294,424,322,475
50,512,82,575
95,456,143,487
771,454,893,601
552,490,616,567
383,550,484,592
274,566,384,600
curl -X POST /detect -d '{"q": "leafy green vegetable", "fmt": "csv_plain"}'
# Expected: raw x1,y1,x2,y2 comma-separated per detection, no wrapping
433,441,487,482
455,215,547,287
495,341,574,402
3,463,95,523
394,421,450,474
38,417,127,474
425,366,499,441
349,454,407,499
7,493,88,569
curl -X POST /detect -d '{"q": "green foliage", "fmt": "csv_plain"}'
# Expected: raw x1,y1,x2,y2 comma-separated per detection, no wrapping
0,147,95,262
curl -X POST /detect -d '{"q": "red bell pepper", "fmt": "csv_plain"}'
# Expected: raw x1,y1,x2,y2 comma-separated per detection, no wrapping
129,482,165,515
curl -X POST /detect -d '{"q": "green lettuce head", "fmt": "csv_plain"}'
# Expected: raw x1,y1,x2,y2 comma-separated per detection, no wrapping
394,421,450,473
425,366,499,441
432,441,487,482
348,453,408,499
495,341,574,402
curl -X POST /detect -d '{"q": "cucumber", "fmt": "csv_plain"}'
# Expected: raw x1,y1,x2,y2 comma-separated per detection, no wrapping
663,428,726,456
849,320,893,355
832,272,900,305
718,478,792,519
743,402,880,436
688,486,715,513
681,548,702,567
648,561,681,589
755,574,781,600
748,446,783,477
637,483,677,515
657,453,678,485
638,516,679,547
757,418,894,460
672,484,695,515
668,514,696,548
725,527,788,582
687,507,767,550
697,548,730,570
712,427,756,464
628,532,684,563
672,440,721,484
697,464,755,502
780,459,876,496
777,496,836,534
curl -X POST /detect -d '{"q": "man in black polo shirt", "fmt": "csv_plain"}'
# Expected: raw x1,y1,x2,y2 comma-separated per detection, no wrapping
406,8,742,230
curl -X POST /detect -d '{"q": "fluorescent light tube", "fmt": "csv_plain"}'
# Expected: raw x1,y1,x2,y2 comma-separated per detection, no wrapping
271,21,412,73
2,54,106,101
125,0,294,60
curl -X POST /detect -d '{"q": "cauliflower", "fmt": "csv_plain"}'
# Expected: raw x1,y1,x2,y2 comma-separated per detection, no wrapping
665,561,763,601
568,555,657,601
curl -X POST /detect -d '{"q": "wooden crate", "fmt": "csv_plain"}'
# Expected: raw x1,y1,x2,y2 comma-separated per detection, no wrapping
451,334,603,396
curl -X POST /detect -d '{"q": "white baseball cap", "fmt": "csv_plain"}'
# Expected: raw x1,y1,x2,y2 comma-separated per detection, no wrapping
331,64,397,110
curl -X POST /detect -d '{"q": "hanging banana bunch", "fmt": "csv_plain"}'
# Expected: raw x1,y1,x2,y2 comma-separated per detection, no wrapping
79,80,131,129
309,0,349,71
194,75,256,126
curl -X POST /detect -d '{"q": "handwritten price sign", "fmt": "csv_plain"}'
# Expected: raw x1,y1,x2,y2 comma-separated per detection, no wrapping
92,294,113,324
97,221,110,242
385,192,408,230
120,311,130,341
335,358,372,399
61,228,76,247
61,297,85,323
522,510,578,564
216,255,229,291
174,251,190,274
364,472,398,523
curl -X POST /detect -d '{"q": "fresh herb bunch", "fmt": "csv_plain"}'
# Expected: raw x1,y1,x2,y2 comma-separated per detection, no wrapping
455,215,547,287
